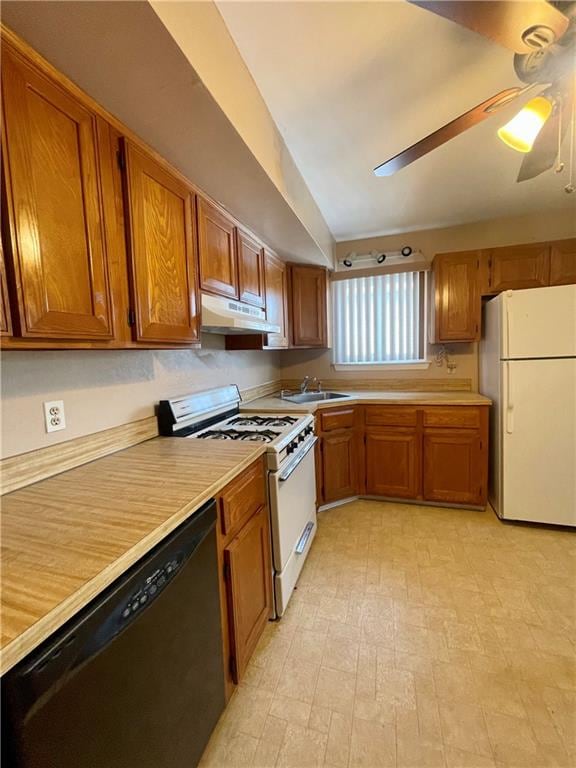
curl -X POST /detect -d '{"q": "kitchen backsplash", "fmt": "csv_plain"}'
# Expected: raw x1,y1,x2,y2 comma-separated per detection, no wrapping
0,335,281,459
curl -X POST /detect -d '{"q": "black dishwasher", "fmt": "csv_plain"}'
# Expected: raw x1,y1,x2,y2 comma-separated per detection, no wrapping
2,498,225,768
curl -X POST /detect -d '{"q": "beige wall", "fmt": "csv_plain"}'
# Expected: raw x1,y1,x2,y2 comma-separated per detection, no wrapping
335,208,576,261
0,337,280,459
150,0,334,265
281,209,576,390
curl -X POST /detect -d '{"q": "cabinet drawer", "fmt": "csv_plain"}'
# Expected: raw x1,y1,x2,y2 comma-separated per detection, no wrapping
220,459,266,538
319,407,356,432
423,407,481,429
365,406,418,427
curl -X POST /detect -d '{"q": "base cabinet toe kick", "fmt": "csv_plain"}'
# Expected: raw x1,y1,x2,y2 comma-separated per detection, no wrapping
315,404,489,509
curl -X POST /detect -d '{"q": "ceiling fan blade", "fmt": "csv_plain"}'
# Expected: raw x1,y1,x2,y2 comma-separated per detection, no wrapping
517,87,574,182
409,1,570,53
374,88,524,177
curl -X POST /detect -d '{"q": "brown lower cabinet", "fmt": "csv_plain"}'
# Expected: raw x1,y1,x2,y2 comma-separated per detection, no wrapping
316,404,488,508
365,427,420,499
316,406,361,504
423,428,483,506
321,430,359,503
215,457,272,700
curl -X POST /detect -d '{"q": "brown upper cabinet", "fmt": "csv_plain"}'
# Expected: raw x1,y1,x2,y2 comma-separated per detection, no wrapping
1,44,114,340
121,139,200,345
197,197,238,300
289,264,329,348
0,241,12,337
485,244,550,292
430,252,480,343
237,229,265,308
263,250,289,348
550,239,576,286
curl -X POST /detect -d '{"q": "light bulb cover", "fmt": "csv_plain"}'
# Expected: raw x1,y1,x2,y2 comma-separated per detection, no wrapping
497,96,553,153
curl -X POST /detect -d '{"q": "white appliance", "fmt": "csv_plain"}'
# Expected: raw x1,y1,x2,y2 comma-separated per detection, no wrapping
480,285,576,526
157,386,317,615
201,294,280,335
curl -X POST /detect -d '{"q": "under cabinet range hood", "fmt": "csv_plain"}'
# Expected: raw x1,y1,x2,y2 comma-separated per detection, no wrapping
201,293,280,335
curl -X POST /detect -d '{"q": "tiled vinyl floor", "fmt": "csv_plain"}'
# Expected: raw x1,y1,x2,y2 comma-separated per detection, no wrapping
201,500,576,768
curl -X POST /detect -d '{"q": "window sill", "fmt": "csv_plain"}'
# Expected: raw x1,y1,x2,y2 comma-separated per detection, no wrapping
332,361,431,372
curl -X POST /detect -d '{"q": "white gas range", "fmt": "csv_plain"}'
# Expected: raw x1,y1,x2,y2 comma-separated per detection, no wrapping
157,385,317,617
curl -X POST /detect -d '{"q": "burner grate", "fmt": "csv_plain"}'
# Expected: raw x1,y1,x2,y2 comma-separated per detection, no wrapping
197,428,277,443
228,415,298,428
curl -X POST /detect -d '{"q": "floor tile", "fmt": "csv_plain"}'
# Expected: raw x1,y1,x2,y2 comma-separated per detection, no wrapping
201,500,576,768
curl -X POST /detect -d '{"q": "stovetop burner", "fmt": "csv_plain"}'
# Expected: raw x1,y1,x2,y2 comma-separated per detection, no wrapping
228,415,299,428
197,428,278,443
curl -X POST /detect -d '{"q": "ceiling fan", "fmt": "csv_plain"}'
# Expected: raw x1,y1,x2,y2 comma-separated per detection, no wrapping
373,1,576,189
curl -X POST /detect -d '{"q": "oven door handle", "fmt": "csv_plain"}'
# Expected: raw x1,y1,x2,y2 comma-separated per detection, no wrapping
279,436,317,481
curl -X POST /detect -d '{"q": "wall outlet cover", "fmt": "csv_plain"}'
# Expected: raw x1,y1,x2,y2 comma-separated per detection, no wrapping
43,400,66,433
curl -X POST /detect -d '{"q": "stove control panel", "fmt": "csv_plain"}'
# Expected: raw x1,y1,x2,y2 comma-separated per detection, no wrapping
286,424,315,455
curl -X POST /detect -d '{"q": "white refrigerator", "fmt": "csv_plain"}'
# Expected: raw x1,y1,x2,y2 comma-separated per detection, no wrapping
480,284,576,526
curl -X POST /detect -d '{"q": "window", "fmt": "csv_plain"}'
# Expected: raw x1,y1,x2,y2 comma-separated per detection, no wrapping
332,271,427,367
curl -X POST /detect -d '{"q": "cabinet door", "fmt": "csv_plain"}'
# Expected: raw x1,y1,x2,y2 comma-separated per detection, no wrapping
365,427,420,499
289,264,328,347
487,244,550,292
264,250,288,348
423,428,483,505
224,506,271,683
550,239,576,286
122,140,200,344
1,46,113,339
197,196,238,299
0,238,12,337
321,430,358,503
237,229,265,308
431,252,480,342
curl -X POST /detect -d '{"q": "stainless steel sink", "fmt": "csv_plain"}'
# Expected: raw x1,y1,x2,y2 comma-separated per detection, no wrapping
281,391,350,404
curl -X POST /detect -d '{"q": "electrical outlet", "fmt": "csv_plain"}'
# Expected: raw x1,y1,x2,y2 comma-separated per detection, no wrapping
43,400,66,433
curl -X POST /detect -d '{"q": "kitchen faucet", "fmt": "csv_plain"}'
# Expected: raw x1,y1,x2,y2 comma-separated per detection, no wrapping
300,376,322,393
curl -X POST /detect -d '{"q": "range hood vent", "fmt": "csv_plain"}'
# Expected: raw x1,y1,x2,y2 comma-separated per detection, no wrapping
201,293,280,335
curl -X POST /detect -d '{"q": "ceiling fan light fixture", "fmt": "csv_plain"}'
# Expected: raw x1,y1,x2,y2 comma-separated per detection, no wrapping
497,96,553,153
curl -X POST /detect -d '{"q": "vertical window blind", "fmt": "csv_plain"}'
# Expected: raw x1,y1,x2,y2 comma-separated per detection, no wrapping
332,271,426,365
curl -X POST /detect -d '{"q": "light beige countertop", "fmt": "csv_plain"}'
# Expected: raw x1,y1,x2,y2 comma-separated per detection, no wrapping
0,438,266,676
241,390,492,413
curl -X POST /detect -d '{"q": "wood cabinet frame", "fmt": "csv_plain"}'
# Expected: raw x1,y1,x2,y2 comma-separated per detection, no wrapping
0,26,301,351
1,43,115,341
121,139,201,345
236,228,265,308
215,457,271,701
288,263,329,348
315,404,489,509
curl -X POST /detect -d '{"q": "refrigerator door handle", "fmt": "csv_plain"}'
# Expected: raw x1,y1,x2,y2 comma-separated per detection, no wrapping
505,361,514,434
504,291,513,359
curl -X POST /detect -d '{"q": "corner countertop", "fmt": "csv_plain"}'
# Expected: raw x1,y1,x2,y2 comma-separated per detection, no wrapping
0,438,266,676
241,390,492,413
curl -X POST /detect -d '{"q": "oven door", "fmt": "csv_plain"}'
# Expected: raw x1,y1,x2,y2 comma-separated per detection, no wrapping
268,437,317,616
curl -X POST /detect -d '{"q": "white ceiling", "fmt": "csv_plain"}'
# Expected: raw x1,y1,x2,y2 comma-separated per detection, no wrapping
217,1,575,241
